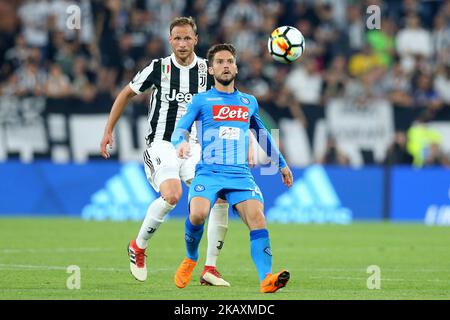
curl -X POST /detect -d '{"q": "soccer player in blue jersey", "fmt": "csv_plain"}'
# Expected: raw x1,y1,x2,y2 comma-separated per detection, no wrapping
171,43,293,293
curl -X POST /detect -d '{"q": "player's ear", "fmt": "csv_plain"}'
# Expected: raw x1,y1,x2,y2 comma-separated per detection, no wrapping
208,66,214,75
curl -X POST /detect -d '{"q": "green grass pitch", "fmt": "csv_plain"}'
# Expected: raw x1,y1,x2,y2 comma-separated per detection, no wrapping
0,218,449,300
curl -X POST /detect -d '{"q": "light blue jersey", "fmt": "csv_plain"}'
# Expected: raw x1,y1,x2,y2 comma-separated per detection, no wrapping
171,87,287,175
171,87,287,209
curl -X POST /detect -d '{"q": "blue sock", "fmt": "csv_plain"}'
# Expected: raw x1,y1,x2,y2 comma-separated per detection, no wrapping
250,229,272,282
185,217,204,262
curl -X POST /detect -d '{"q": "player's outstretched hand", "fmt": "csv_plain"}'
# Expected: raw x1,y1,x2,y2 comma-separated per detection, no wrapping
177,141,191,159
100,131,113,159
280,166,293,188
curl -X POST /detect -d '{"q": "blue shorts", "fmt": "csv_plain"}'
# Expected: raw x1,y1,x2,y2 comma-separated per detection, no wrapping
188,171,264,215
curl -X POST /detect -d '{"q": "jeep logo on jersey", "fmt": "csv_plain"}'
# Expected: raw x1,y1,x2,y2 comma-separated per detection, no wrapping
165,90,193,103
213,105,249,122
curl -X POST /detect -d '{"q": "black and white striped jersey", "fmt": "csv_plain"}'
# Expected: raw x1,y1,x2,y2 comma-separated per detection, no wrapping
129,53,213,145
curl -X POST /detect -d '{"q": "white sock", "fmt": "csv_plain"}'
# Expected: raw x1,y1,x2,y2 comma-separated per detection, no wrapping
136,197,175,249
205,203,229,267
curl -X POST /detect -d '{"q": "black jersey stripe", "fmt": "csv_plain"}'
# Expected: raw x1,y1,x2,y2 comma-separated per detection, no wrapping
138,59,158,92
147,59,162,144
189,64,199,94
162,61,181,141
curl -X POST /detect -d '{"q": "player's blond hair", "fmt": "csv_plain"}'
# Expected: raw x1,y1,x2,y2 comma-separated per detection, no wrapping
169,17,197,35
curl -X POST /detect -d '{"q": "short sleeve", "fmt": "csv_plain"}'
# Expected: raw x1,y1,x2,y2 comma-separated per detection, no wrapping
129,59,158,94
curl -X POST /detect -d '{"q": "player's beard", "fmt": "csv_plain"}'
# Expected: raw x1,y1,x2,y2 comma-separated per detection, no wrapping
215,73,236,86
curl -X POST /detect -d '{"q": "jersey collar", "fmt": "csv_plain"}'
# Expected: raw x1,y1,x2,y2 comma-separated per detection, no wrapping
210,87,239,95
170,53,198,69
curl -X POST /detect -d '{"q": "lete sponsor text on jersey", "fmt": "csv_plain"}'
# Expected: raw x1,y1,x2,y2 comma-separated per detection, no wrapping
213,105,249,122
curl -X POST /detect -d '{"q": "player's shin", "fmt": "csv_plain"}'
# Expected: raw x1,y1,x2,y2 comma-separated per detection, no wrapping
185,217,205,261
136,197,175,249
205,203,229,267
250,229,272,282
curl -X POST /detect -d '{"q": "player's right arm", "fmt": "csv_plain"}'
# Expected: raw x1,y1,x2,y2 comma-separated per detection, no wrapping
101,60,157,159
100,85,136,159
171,95,202,159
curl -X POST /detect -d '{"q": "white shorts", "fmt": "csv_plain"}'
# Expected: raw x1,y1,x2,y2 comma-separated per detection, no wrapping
143,140,201,192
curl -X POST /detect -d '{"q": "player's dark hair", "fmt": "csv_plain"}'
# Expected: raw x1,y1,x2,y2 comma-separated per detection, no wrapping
170,17,197,35
207,44,237,66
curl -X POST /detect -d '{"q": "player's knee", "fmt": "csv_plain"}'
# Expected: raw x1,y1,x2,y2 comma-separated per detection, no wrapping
250,210,266,229
162,190,182,205
190,209,208,225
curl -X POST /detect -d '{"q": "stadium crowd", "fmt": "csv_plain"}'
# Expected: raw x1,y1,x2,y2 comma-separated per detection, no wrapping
0,0,449,166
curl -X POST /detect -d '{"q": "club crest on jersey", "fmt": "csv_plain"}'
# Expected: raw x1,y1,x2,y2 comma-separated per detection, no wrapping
199,74,207,87
194,184,205,192
213,105,249,122
240,97,250,105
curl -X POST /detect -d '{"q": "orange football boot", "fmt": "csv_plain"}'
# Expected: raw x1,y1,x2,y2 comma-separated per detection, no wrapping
260,270,290,293
174,258,197,288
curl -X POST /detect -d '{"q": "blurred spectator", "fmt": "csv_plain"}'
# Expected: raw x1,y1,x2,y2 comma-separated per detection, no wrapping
3,34,29,76
348,44,384,77
222,0,262,31
18,0,50,49
431,14,450,66
395,13,433,73
227,16,259,56
321,55,347,105
314,3,347,66
317,135,350,165
366,18,397,68
423,142,450,166
384,131,413,165
146,0,186,51
294,19,324,59
15,56,46,97
346,4,365,53
71,56,96,102
240,58,270,103
285,57,323,107
44,63,71,99
260,68,307,128
345,67,386,104
383,61,413,107
407,120,443,167
53,36,78,77
412,71,443,112
434,64,450,105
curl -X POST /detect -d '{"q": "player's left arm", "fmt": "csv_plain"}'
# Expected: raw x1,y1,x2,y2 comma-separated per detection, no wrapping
249,100,293,188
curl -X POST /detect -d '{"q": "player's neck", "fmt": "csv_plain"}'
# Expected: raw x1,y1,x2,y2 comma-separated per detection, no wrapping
174,53,195,66
214,81,235,94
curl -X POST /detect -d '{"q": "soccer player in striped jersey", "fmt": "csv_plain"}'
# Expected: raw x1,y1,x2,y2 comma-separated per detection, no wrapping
100,17,230,286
